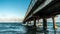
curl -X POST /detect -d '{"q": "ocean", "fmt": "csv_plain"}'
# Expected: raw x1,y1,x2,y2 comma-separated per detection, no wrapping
0,22,27,34
0,22,60,34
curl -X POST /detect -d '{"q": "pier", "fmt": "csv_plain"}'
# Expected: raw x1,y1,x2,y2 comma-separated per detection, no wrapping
23,0,60,30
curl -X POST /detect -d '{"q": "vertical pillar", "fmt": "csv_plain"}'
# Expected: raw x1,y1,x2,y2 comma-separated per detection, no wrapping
43,18,47,30
52,17,57,29
37,16,40,24
23,22,26,24
27,21,29,25
37,16,40,26
38,19,39,24
54,30,56,34
33,18,36,28
29,20,31,24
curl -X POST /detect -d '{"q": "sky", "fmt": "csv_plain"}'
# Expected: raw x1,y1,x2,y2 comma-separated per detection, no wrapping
0,0,30,19
0,0,60,22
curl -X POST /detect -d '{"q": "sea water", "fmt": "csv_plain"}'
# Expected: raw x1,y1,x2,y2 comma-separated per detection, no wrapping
36,22,60,34
47,22,60,34
0,22,27,34
0,22,60,34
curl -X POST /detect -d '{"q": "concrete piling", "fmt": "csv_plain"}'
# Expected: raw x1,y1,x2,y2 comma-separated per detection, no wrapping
43,18,47,30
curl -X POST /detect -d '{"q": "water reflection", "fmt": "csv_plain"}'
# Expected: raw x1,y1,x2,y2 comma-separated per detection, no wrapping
25,22,60,34
25,28,59,34
25,28,36,34
54,30,56,34
25,27,49,34
43,30,48,34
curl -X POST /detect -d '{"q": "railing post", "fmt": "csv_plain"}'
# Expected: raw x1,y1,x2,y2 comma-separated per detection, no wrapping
43,18,47,30
52,16,57,30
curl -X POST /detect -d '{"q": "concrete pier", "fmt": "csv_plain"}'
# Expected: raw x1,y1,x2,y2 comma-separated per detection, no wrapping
27,21,29,26
52,16,57,29
43,18,47,30
29,20,31,24
33,18,36,28
23,0,60,32
37,16,40,24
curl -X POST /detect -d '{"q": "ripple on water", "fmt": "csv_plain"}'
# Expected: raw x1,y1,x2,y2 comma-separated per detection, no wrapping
0,23,27,34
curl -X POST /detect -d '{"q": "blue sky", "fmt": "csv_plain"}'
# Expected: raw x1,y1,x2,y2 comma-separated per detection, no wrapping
0,0,60,22
0,0,30,18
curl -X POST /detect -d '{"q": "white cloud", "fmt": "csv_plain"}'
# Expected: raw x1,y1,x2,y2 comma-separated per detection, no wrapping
0,17,23,22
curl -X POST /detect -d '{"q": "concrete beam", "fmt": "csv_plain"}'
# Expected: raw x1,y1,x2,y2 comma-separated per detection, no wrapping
33,0,53,14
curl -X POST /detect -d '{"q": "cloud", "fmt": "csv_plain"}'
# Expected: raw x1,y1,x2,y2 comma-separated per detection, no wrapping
0,17,24,22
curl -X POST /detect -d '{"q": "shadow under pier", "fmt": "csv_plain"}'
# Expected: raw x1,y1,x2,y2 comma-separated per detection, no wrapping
25,25,59,34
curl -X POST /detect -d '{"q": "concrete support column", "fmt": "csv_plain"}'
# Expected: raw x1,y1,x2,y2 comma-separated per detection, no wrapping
38,19,39,24
43,18,47,30
52,17,57,29
33,18,36,28
27,21,29,25
29,20,31,24
23,22,26,24
37,16,40,24
38,19,40,26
